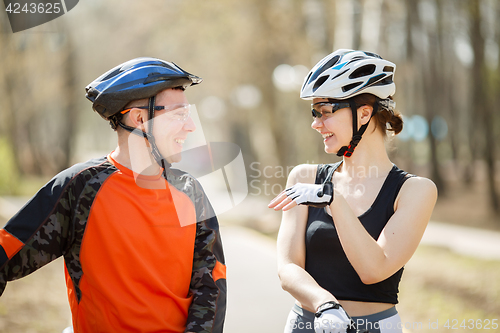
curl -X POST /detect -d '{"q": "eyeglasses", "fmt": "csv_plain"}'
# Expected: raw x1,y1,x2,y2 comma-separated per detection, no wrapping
120,103,192,122
311,102,351,119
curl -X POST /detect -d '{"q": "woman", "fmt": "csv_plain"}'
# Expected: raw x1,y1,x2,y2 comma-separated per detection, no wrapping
269,50,437,333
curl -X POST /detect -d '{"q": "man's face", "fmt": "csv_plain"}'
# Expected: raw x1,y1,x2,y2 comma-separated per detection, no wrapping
149,88,196,163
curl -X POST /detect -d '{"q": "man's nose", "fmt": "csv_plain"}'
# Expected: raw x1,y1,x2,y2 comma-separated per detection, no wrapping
184,115,196,132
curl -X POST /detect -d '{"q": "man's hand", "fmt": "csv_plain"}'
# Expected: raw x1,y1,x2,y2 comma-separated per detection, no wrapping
268,182,334,211
314,301,356,333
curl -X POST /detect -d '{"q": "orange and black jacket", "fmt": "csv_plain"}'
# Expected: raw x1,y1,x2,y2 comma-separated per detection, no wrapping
0,155,227,332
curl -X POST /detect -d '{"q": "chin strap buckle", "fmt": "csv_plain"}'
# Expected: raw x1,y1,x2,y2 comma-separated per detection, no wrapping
337,134,362,158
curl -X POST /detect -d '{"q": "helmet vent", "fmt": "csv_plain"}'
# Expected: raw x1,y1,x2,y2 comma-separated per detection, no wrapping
302,72,313,90
342,82,363,92
364,52,382,59
101,68,122,82
349,64,376,79
157,63,177,71
383,66,394,72
331,69,349,80
373,75,393,86
144,73,172,84
347,56,365,65
365,73,386,86
309,55,340,83
313,75,330,92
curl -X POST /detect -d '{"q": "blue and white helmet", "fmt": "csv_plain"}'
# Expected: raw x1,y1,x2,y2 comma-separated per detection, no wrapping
300,49,396,100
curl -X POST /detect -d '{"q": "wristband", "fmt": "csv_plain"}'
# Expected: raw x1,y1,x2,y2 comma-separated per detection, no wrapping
315,301,341,316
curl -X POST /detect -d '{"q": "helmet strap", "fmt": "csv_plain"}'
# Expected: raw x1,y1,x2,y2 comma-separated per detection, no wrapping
336,99,379,158
116,95,172,173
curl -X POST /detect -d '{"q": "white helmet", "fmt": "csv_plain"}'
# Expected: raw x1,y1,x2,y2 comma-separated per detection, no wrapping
300,49,396,100
301,50,397,158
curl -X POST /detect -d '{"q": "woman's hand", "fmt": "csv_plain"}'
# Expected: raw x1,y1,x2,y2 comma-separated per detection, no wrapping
268,182,334,211
314,301,356,333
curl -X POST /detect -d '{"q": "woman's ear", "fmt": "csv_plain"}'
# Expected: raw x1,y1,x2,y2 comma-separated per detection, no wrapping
358,105,374,125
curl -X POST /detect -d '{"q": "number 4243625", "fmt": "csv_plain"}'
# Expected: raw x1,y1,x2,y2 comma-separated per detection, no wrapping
444,319,498,330
5,2,62,14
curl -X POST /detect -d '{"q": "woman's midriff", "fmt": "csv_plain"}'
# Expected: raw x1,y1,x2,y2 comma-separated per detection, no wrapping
339,300,394,317
297,300,394,317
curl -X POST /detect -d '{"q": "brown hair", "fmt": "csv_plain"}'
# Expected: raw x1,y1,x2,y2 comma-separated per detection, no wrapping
351,93,403,136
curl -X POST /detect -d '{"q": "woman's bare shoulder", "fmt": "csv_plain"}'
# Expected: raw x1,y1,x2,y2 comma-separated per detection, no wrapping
396,175,438,210
287,164,319,186
403,176,437,195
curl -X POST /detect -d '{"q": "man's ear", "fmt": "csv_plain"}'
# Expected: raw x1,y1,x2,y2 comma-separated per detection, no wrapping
358,105,374,126
124,108,147,130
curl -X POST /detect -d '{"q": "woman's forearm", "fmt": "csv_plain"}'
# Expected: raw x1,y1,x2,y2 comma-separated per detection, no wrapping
278,262,337,312
330,193,388,284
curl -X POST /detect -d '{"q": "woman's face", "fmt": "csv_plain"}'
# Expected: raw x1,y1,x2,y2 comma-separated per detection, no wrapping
311,98,353,154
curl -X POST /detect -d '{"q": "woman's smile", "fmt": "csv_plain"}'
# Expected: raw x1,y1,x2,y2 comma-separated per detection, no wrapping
322,132,335,142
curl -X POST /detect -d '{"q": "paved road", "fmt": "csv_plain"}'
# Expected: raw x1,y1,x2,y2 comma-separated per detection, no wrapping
419,221,500,260
222,225,294,333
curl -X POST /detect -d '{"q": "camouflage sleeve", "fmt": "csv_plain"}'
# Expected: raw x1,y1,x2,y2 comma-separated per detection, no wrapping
184,187,227,333
0,162,108,296
0,173,77,296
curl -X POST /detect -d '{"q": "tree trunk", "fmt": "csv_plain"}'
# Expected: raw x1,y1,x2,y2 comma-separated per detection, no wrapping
469,0,499,214
60,29,78,169
352,0,364,50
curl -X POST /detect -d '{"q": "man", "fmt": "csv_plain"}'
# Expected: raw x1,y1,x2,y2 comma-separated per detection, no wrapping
0,58,226,332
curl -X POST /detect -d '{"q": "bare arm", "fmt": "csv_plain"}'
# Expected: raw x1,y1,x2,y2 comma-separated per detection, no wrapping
274,164,337,312
330,177,437,284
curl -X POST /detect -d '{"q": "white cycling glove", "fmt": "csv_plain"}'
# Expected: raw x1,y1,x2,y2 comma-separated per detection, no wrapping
285,182,334,208
314,301,357,333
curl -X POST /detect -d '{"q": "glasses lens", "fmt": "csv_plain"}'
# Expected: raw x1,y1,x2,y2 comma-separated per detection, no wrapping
312,103,334,118
166,104,190,122
311,102,352,118
311,109,322,118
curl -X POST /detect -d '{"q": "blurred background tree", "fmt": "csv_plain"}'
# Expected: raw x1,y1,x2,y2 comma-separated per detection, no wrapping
0,0,499,222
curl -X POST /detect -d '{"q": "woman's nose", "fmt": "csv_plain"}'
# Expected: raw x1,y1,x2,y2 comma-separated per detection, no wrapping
311,117,323,130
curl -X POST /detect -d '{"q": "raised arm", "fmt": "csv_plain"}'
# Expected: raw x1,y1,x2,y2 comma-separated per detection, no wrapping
331,176,437,284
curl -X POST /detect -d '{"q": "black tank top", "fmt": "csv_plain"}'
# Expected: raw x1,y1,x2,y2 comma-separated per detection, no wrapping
305,162,414,304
